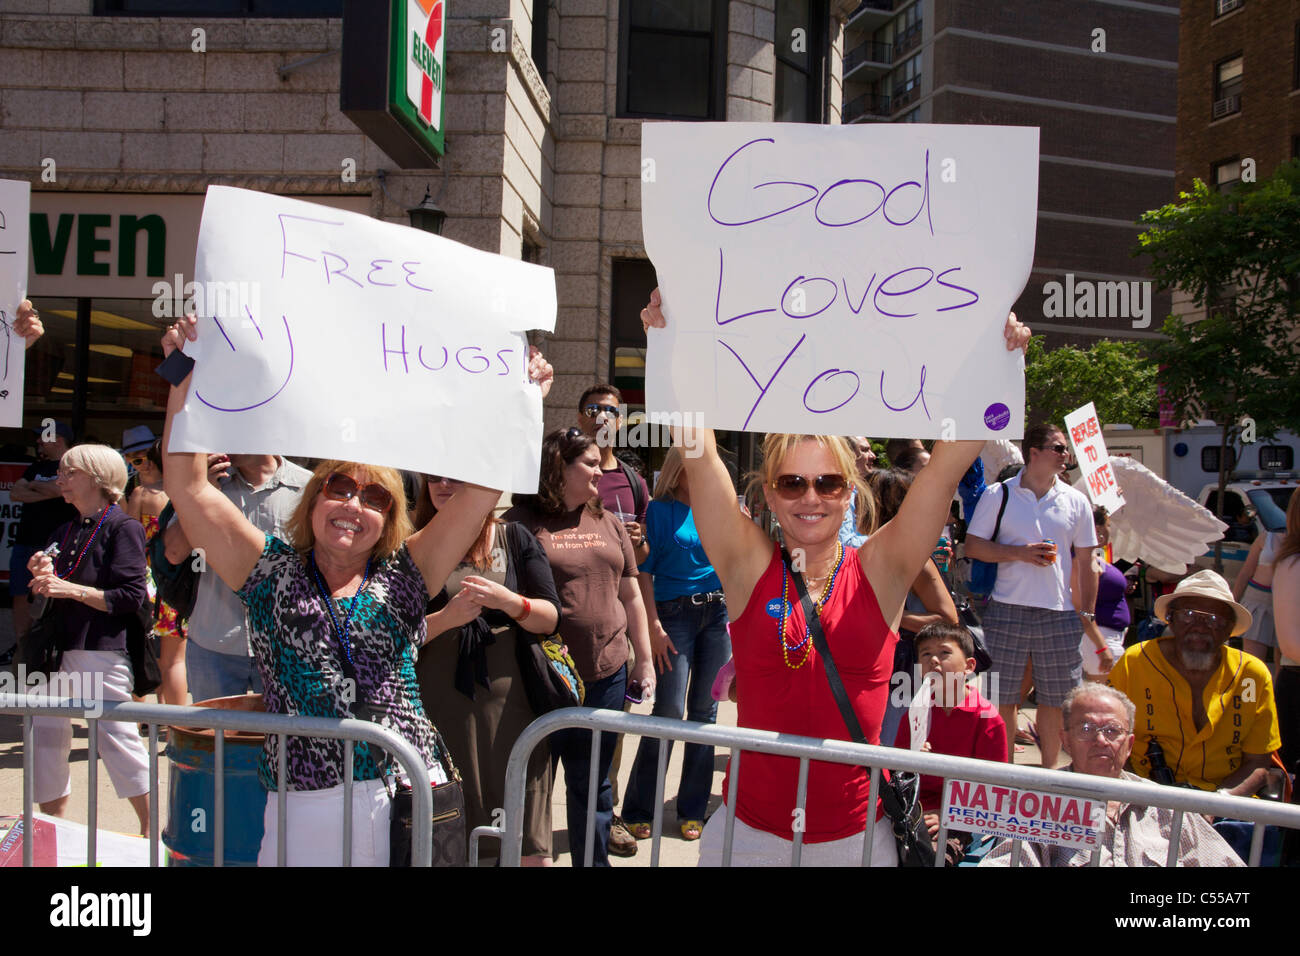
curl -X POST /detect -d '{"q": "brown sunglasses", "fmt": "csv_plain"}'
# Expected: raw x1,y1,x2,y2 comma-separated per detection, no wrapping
770,473,849,500
322,472,394,513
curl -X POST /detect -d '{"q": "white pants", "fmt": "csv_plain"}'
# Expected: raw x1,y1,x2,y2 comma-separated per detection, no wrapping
32,649,151,804
697,808,900,867
258,777,391,867
1080,625,1127,677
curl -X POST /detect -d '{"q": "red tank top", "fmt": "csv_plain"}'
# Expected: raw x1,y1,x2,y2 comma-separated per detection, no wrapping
724,544,898,843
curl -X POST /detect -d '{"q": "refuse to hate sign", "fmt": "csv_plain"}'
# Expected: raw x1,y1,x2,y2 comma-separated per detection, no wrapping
1065,401,1125,514
170,186,557,493
640,123,1038,439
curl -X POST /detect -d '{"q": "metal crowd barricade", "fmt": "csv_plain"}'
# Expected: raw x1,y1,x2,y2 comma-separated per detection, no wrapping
474,708,1300,867
0,695,434,867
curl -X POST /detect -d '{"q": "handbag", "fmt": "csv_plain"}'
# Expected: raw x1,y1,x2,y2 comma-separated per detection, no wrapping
967,484,1009,599
146,502,199,620
781,547,941,868
515,634,585,716
125,602,162,697
936,564,994,674
389,727,467,867
15,600,62,679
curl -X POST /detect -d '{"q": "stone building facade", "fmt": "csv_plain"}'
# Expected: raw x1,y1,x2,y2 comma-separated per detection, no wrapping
1,0,1184,454
0,0,848,453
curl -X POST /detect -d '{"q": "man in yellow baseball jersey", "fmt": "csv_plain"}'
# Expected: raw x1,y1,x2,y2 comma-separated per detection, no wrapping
1109,570,1283,796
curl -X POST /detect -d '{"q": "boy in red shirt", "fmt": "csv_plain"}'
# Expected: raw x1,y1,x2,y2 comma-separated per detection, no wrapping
895,623,1008,850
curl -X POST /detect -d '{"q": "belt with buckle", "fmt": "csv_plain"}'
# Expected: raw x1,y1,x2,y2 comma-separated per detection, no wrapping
687,590,724,605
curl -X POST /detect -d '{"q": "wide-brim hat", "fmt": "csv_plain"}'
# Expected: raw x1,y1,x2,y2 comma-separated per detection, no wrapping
121,425,156,455
1153,569,1252,637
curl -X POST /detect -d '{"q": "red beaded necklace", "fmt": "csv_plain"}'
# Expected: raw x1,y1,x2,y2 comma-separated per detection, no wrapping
56,504,113,580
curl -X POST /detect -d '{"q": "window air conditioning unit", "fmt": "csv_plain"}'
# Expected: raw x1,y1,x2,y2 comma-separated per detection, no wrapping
1215,0,1243,16
1212,94,1240,118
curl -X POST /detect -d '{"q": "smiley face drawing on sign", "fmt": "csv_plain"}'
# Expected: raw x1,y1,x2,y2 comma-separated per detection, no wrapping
194,306,296,413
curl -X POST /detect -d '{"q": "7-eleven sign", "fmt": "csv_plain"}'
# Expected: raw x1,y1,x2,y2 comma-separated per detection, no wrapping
404,0,445,132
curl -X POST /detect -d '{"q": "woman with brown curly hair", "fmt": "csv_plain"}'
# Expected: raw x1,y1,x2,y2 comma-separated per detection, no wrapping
504,427,654,867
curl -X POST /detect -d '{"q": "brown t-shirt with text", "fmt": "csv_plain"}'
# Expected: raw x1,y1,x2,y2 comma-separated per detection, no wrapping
503,504,637,683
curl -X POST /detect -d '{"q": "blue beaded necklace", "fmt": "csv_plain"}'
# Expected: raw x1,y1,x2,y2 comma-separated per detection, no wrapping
309,552,373,668
778,541,846,669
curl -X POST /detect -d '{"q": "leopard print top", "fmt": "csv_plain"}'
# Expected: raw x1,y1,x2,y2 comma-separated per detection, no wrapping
239,535,446,791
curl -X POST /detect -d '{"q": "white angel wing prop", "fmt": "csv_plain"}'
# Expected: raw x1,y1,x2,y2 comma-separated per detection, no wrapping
1075,455,1227,573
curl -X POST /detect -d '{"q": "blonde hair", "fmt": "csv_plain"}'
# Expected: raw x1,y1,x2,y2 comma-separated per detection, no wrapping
287,460,413,561
62,444,128,504
653,447,686,500
744,434,874,533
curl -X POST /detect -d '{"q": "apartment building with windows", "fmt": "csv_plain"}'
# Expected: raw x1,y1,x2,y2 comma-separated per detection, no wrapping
842,0,1180,347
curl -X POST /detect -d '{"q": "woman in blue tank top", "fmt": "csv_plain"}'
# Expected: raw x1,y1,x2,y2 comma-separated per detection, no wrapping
622,446,732,842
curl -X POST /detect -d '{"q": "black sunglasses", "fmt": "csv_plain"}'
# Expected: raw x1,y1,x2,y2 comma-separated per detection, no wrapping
1041,443,1069,455
322,472,394,514
583,403,620,418
770,474,849,500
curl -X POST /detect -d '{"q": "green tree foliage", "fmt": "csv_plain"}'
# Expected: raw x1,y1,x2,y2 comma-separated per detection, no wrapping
1024,336,1159,430
1137,160,1300,567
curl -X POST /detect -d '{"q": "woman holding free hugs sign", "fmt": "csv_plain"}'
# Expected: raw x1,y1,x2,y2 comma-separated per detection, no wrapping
640,288,1030,866
159,314,554,866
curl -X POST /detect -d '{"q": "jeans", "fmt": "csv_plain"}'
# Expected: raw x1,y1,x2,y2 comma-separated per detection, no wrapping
186,640,264,703
553,663,627,867
624,595,730,824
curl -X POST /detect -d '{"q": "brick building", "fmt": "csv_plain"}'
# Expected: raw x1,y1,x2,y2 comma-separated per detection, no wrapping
0,0,1183,465
841,0,1180,347
1170,0,1300,325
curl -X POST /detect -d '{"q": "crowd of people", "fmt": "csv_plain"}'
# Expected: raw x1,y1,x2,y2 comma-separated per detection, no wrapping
5,292,1300,868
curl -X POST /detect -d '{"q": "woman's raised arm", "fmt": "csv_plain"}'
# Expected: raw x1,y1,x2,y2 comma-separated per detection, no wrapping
159,316,267,592
642,289,771,610
406,347,556,596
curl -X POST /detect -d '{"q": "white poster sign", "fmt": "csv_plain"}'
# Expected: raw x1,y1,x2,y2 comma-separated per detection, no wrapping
641,123,1038,438
0,180,31,428
1065,401,1125,513
941,778,1102,851
169,186,556,492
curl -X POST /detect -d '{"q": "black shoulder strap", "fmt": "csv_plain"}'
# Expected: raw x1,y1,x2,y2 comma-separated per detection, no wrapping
991,483,1009,543
779,547,911,826
619,459,646,516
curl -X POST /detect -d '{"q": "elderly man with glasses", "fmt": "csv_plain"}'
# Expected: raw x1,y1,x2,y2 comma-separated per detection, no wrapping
981,683,1244,865
1108,570,1284,798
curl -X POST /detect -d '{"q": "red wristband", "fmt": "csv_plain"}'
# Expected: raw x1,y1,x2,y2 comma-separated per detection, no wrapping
513,596,531,622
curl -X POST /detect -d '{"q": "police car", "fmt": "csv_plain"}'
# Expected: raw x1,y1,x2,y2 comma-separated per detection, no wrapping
1194,475,1298,579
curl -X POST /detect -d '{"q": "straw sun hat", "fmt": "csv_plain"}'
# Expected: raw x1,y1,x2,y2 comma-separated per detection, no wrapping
1153,569,1252,637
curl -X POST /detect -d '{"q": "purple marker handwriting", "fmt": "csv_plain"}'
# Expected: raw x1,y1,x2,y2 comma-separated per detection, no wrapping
195,313,295,413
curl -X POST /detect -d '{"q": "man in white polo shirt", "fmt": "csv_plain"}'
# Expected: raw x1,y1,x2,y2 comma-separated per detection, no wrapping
965,423,1099,768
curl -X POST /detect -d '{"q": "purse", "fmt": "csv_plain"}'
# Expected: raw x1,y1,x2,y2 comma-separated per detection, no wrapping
125,602,162,697
781,547,941,868
515,634,585,716
967,484,1009,599
935,562,994,674
15,600,62,679
389,727,467,867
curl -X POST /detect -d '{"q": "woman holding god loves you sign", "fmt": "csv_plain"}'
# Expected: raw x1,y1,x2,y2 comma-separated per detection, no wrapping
640,288,1030,866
